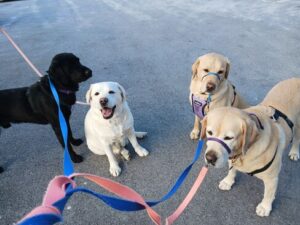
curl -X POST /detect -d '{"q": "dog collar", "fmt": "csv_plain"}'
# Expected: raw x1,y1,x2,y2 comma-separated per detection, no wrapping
228,146,277,176
58,89,76,95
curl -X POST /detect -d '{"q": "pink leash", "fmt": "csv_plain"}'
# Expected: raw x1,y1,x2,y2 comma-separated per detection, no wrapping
166,166,208,225
0,28,43,77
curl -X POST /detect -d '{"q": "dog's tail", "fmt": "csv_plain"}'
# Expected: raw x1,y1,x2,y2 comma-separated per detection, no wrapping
135,131,147,139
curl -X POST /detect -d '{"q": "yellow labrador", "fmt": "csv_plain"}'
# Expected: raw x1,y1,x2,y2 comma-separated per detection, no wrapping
201,78,300,217
189,53,248,140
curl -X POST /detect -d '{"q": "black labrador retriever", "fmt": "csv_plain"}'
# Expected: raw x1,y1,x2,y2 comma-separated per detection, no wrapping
0,53,92,172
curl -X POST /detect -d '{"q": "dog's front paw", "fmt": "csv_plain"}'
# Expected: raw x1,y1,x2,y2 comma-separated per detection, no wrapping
71,138,84,146
256,202,271,217
135,147,149,157
71,154,84,163
110,165,121,177
289,149,299,161
121,149,130,161
289,152,299,161
219,178,234,191
135,132,147,139
190,129,200,140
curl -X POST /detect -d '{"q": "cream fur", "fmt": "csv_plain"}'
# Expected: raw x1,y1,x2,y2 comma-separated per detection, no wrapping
189,53,248,140
202,78,300,216
84,82,149,177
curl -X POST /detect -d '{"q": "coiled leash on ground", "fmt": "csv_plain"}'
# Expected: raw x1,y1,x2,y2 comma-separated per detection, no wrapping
0,28,208,225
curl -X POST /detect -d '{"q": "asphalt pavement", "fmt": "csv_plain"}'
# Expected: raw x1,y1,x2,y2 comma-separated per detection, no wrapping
0,0,300,225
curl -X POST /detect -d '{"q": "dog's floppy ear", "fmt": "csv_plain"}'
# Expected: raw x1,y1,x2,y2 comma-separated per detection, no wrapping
200,116,207,140
224,58,231,79
118,84,126,101
85,85,93,103
241,118,259,155
192,58,201,79
48,58,68,83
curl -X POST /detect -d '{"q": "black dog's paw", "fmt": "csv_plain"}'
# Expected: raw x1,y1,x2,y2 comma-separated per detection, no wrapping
1,122,11,128
71,138,84,146
71,154,83,163
0,166,4,173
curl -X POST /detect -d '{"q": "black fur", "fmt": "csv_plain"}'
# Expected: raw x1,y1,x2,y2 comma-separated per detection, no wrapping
0,53,92,169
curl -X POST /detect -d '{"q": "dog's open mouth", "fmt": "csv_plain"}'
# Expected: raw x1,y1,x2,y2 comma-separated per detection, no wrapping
100,106,116,119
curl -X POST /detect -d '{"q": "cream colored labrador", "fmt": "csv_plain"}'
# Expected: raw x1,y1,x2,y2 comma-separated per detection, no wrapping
189,53,248,140
201,78,300,217
84,82,149,177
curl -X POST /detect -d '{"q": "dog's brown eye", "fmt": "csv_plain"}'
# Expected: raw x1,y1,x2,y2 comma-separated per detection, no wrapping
95,92,99,96
207,130,213,135
224,136,233,140
218,70,224,74
109,91,115,94
204,69,209,73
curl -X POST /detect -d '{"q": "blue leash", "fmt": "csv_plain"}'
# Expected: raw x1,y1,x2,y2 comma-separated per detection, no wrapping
18,77,204,224
47,77,74,176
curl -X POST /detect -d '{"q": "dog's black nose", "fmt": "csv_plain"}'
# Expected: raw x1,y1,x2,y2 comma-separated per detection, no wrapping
100,97,108,106
84,68,92,77
206,82,216,92
205,151,217,165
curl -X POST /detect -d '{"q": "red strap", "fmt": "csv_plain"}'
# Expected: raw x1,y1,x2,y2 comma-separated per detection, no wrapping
71,173,161,225
0,28,43,77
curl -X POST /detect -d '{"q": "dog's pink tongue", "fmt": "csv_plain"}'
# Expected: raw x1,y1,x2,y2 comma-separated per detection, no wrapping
102,108,112,117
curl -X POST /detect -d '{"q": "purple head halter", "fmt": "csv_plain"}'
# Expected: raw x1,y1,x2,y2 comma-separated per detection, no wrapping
206,137,232,154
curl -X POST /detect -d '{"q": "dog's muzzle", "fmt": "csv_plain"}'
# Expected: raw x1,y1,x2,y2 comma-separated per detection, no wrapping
205,137,232,166
82,67,92,80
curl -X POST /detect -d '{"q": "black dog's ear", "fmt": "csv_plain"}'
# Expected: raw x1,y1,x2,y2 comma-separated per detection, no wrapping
118,84,126,101
48,58,68,83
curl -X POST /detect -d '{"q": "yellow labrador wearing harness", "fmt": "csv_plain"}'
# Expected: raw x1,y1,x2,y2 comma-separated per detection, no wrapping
201,78,300,217
189,53,248,140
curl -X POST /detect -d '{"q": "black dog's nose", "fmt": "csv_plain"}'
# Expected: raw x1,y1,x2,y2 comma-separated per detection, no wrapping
84,68,92,77
205,151,217,165
206,82,216,92
100,97,108,106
